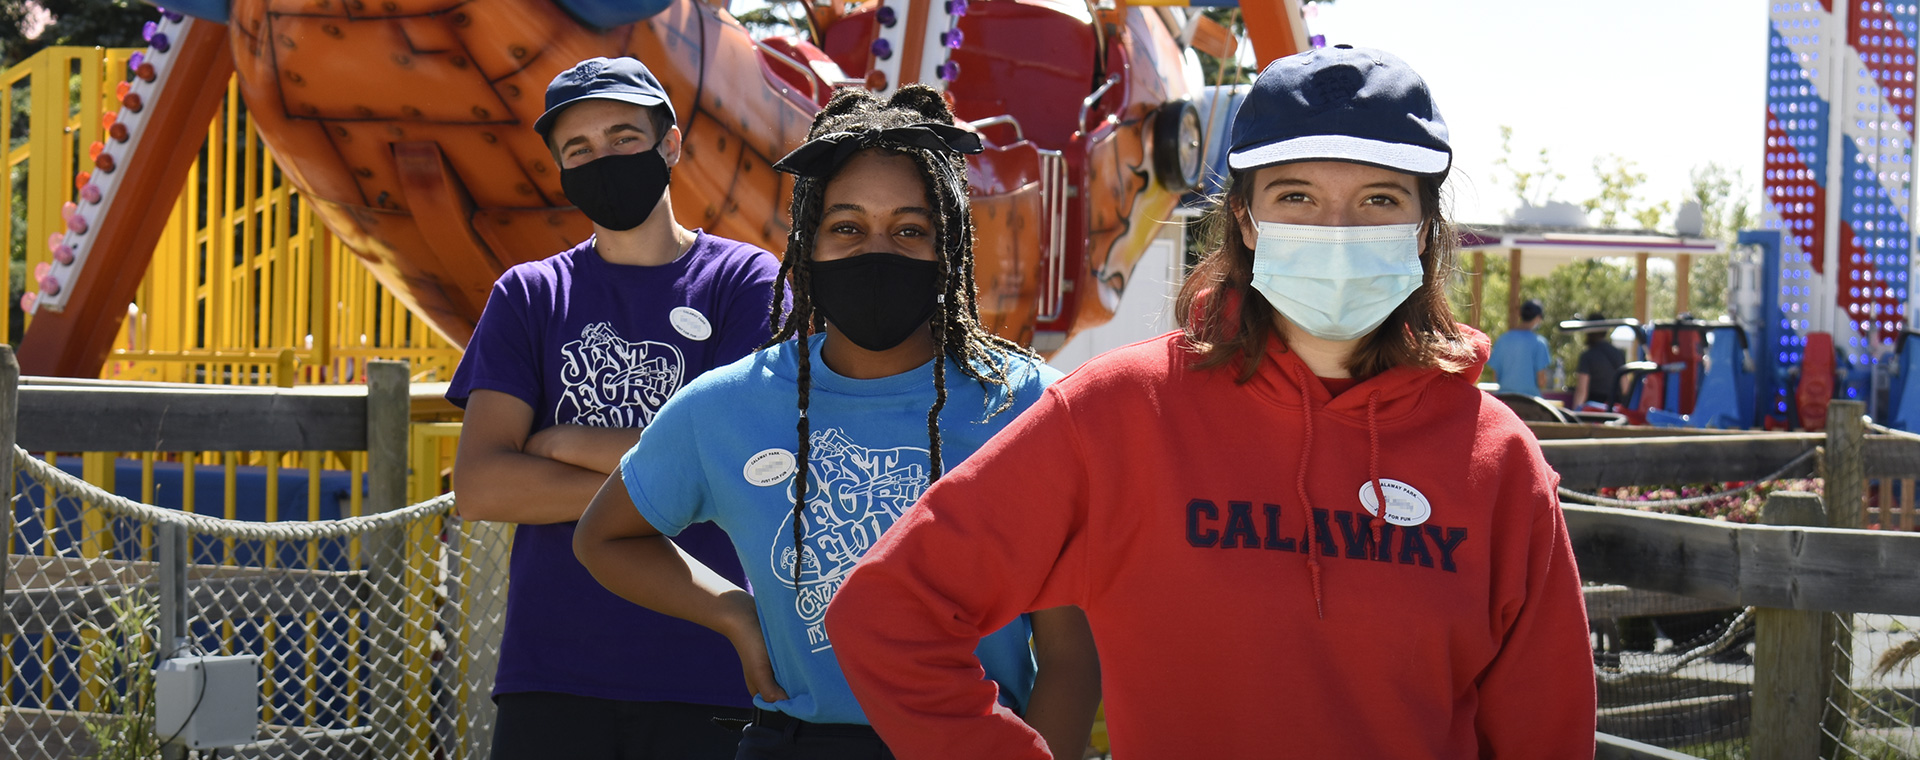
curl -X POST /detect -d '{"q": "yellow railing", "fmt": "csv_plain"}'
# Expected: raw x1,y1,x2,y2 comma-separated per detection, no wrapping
7,50,479,748
103,65,462,387
6,46,464,388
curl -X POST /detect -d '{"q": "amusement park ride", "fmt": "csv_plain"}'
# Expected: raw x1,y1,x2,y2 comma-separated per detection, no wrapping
17,0,1304,378
1491,0,1920,436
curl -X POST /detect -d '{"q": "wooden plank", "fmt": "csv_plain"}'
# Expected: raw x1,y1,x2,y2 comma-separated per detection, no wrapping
1,346,17,640
1565,506,1744,605
1829,402,1865,529
1864,435,1920,480
365,361,408,515
1896,477,1912,529
1528,422,1750,440
1582,585,1735,619
17,384,369,452
361,360,411,752
1596,732,1712,760
1564,505,1920,615
1752,491,1835,760
1542,434,1822,491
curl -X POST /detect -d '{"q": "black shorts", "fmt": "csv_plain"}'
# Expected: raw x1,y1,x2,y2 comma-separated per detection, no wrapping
489,691,752,760
734,708,894,760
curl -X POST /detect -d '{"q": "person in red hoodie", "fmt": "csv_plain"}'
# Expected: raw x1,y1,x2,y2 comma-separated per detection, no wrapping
823,45,1597,758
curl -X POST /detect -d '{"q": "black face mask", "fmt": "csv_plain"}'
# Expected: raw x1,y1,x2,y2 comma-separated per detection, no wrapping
559,149,671,231
809,253,942,352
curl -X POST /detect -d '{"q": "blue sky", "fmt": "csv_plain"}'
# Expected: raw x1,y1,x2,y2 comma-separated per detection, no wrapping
1303,0,1767,226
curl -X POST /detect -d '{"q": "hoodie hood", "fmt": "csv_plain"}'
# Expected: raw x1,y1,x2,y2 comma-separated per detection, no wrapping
1244,324,1492,619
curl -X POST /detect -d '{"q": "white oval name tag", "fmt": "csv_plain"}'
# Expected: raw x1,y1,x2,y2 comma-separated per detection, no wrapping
670,306,712,341
1357,478,1432,527
744,448,796,487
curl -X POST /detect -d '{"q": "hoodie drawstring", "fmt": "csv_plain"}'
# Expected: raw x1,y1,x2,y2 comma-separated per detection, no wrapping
1289,363,1325,620
1367,391,1387,549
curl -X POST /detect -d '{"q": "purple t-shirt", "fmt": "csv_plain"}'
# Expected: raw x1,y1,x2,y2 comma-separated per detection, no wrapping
447,231,782,707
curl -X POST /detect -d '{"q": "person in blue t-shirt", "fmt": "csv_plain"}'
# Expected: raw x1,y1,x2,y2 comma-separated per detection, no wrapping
1486,298,1553,396
573,86,1101,760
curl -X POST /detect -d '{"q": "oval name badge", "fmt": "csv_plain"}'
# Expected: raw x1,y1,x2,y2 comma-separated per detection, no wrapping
670,306,712,341
744,448,796,487
1356,478,1432,527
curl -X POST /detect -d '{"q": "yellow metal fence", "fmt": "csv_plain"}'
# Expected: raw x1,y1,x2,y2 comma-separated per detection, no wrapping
6,46,463,387
6,49,479,751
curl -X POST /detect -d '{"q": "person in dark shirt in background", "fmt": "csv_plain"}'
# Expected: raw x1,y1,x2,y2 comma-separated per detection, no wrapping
1572,311,1628,409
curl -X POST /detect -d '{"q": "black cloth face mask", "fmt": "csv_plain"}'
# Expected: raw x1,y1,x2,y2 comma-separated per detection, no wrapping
809,253,942,352
560,149,671,231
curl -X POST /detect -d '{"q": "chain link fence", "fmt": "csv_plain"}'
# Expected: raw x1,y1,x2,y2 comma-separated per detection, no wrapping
1588,604,1920,759
1827,613,1920,759
4,448,510,759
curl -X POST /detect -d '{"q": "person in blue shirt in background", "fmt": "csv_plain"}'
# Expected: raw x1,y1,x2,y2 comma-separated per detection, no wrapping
1486,298,1552,396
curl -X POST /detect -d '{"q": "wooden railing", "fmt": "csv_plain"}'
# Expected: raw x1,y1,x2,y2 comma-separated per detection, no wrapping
1543,401,1920,759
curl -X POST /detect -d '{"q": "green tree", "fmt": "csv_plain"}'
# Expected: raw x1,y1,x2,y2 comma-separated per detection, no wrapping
1196,9,1253,86
1584,154,1670,230
734,0,809,39
1,0,158,68
1491,125,1565,209
1672,162,1755,322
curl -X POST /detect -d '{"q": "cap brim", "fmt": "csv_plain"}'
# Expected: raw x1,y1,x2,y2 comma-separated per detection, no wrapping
1228,134,1449,176
534,92,674,137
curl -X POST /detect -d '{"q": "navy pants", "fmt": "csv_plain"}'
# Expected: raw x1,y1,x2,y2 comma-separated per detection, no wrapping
489,691,751,760
734,709,895,760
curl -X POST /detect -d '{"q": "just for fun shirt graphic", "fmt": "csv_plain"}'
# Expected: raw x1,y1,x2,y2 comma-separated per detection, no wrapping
621,335,1060,724
444,232,782,707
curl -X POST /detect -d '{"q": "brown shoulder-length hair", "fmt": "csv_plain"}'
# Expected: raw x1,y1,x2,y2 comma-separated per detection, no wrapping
1175,166,1475,383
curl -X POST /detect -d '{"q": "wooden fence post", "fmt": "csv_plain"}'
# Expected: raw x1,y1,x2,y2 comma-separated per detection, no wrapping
362,360,412,749
1821,400,1861,755
366,360,409,516
1752,491,1833,760
0,346,16,631
1826,400,1864,529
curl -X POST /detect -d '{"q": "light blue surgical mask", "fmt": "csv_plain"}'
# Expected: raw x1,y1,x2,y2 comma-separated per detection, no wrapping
1248,221,1424,342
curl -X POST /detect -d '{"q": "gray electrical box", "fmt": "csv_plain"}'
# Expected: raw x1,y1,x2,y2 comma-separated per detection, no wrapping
154,655,260,749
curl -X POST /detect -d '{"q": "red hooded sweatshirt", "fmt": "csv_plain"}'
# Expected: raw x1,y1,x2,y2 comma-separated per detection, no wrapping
824,329,1596,758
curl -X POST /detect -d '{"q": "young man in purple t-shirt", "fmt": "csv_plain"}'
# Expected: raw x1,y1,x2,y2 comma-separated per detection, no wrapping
447,57,782,759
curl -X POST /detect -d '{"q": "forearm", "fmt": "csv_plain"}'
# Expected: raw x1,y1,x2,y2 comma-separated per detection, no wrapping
1572,374,1591,407
534,425,643,474
452,449,609,524
1026,607,1101,760
575,530,755,639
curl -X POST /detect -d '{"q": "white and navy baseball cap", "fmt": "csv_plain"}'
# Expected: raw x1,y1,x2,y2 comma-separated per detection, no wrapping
1228,45,1450,179
534,57,677,138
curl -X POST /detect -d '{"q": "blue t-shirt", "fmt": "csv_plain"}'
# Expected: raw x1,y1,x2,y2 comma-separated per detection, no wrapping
1487,328,1552,396
620,335,1061,724
446,232,782,707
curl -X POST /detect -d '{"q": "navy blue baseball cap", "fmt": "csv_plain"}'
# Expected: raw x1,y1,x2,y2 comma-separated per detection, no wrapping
534,57,677,138
1228,45,1450,178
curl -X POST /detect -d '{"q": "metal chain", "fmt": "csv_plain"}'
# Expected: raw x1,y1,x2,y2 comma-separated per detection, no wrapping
1593,608,1756,683
1557,448,1821,509
14,445,456,540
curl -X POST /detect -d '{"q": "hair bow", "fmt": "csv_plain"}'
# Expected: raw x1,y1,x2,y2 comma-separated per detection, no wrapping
772,123,984,178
